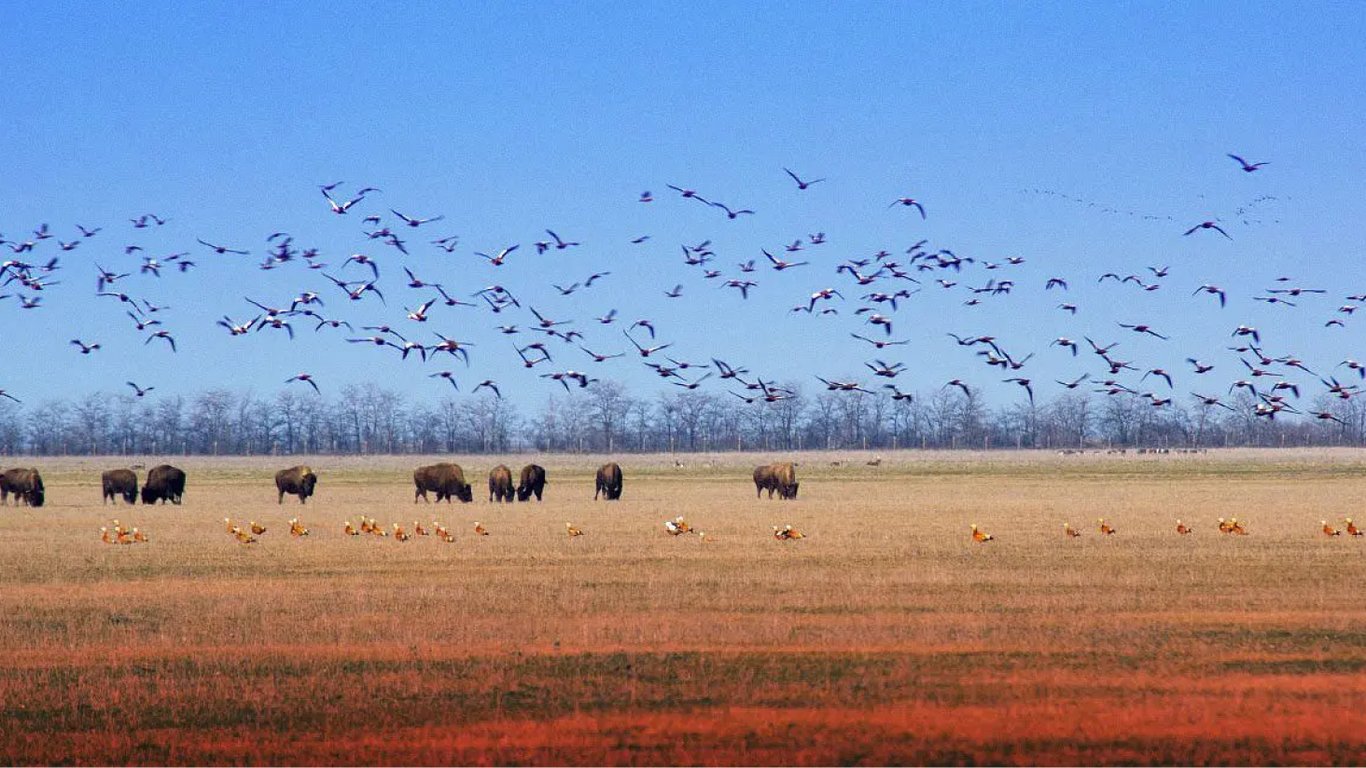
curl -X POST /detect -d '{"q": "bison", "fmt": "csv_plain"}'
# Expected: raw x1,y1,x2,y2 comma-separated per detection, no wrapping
753,464,779,498
414,463,473,503
275,465,317,504
516,463,547,501
102,469,139,505
142,464,186,505
0,468,44,507
771,461,799,500
754,462,798,500
595,462,623,500
488,464,514,503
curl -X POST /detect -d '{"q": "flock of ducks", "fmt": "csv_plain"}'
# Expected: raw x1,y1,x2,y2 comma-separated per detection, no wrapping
968,515,1366,541
97,512,1366,546
98,519,148,545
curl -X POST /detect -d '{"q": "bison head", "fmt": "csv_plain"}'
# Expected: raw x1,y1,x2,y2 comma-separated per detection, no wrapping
456,482,473,503
27,487,44,507
140,486,157,504
300,473,317,498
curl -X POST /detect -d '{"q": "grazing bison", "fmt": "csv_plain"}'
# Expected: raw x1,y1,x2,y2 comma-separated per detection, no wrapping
275,465,317,504
753,464,779,498
772,461,799,500
102,469,139,505
594,462,623,500
754,462,798,500
413,463,473,503
516,463,547,501
141,464,186,505
488,464,515,503
0,468,44,507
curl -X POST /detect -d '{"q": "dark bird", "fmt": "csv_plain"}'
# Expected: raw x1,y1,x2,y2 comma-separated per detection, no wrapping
666,184,710,204
428,371,459,390
889,198,926,218
850,333,908,350
196,238,249,255
1183,221,1232,240
342,253,381,279
126,382,154,398
762,249,808,271
1004,377,1035,406
784,168,825,189
1227,154,1269,172
543,229,580,251
1118,322,1169,340
1056,373,1090,389
69,339,100,355
391,209,444,228
711,201,755,219
1192,393,1235,411
144,330,177,352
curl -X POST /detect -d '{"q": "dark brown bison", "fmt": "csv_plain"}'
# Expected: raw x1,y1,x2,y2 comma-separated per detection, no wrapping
142,464,186,505
754,462,798,500
0,468,44,507
595,462,623,500
488,464,514,503
414,463,473,503
772,461,798,499
516,464,547,501
102,469,139,505
275,465,317,504
753,464,779,498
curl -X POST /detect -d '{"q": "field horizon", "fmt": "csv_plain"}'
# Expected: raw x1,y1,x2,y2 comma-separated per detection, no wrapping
3,448,1366,764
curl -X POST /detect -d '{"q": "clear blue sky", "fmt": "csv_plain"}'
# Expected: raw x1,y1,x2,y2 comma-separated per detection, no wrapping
3,2,1365,411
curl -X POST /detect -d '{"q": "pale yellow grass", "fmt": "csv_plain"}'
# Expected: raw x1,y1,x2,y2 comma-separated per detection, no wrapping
2,449,1366,764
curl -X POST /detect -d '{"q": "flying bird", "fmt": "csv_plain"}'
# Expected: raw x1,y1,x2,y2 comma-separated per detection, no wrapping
391,209,444,227
1183,221,1232,240
889,198,926,218
1227,153,1268,172
196,238,249,255
783,168,825,189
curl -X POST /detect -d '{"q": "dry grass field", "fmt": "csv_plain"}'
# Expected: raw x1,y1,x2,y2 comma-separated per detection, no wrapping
3,449,1366,765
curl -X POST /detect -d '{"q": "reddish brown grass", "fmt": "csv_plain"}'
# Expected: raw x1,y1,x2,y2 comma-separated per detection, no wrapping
2,450,1366,765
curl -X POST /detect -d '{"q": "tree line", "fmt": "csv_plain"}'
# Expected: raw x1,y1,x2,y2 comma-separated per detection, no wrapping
0,381,1363,457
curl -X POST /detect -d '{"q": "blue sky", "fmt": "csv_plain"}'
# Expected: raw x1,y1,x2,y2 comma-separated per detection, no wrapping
3,2,1365,410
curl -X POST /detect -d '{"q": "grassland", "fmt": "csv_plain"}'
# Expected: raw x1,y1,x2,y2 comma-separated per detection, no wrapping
2,449,1366,765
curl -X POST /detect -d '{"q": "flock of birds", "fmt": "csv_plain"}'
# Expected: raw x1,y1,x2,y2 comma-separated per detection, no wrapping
971,515,1366,541
94,511,1366,547
4,152,1363,423
97,512,705,545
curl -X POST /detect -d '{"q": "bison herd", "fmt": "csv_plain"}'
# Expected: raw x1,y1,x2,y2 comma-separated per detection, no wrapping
1,460,800,506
